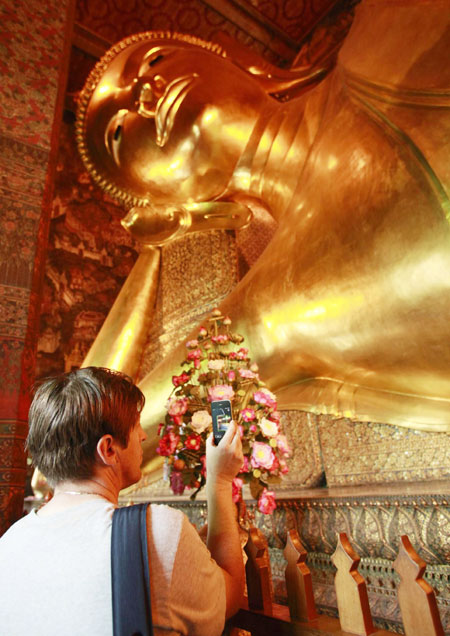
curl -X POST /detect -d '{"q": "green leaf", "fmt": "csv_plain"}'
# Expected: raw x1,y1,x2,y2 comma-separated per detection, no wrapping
181,470,194,485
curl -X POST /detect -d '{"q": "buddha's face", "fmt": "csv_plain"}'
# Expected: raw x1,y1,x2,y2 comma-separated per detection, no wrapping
82,39,267,204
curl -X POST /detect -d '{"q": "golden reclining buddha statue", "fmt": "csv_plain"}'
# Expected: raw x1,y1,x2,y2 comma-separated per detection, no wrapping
75,0,450,475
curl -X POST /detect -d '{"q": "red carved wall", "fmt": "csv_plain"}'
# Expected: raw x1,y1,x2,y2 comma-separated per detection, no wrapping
0,0,75,534
35,117,138,379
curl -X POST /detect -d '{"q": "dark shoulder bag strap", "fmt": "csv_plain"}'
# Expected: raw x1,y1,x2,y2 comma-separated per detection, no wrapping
111,503,153,636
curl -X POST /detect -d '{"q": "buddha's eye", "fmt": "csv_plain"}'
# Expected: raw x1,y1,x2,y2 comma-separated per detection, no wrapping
107,109,128,164
149,54,164,68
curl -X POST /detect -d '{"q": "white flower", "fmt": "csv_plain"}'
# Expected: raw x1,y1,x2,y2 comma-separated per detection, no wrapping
191,410,212,433
208,359,225,370
259,417,279,438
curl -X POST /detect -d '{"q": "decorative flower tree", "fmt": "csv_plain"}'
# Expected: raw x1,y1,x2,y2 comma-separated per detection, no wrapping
157,309,290,514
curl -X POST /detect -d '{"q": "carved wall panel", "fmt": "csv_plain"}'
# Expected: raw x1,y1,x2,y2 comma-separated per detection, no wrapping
155,493,449,634
318,417,450,487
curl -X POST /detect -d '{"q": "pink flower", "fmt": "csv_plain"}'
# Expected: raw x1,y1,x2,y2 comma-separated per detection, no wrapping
208,384,234,402
253,388,277,409
269,456,280,472
251,442,276,470
156,432,179,456
228,351,237,360
239,368,258,379
198,327,207,337
259,417,279,437
170,471,185,495
276,434,291,457
185,434,202,451
249,424,258,433
227,370,236,381
186,339,198,349
172,372,190,387
232,478,243,503
167,396,189,425
191,410,212,433
187,348,202,361
269,410,281,422
241,408,256,422
258,489,276,514
167,397,188,417
212,334,229,344
236,347,249,360
240,456,250,473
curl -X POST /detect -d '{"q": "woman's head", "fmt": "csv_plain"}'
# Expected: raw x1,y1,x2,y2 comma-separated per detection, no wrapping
26,367,145,486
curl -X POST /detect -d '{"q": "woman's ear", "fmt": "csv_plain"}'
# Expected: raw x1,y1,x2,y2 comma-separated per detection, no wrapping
96,434,118,466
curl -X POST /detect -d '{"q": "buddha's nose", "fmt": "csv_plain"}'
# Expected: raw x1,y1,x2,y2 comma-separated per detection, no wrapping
135,76,167,118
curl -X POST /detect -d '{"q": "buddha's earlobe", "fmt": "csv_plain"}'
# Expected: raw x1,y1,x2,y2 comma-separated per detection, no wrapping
121,201,252,246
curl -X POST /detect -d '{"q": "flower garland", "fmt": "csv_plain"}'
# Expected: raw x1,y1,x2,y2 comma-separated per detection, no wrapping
157,309,290,514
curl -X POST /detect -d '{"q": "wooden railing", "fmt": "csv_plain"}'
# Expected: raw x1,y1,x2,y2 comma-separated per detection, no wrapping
226,527,445,636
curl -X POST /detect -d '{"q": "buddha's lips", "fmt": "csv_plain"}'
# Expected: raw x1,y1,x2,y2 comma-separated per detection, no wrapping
154,74,198,148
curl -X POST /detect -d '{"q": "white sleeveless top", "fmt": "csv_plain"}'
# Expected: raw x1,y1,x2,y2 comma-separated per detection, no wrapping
0,500,225,636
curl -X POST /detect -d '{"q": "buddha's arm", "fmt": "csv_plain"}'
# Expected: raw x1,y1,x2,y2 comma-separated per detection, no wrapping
82,247,161,380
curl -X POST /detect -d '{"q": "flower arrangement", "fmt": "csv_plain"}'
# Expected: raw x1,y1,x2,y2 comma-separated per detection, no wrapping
157,309,290,514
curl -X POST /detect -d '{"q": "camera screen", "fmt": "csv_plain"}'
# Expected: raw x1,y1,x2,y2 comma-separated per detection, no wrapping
216,411,231,431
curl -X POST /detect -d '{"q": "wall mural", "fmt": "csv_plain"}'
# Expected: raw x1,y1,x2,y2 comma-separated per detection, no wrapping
35,117,138,379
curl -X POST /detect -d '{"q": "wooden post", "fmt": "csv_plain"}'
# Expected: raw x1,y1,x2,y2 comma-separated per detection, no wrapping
331,532,375,635
244,526,273,615
284,528,318,622
394,535,444,636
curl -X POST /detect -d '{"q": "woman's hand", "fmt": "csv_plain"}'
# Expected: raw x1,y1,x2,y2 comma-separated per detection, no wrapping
206,421,243,485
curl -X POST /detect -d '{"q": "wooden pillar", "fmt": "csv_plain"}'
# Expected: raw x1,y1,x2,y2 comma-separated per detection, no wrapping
0,0,75,535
